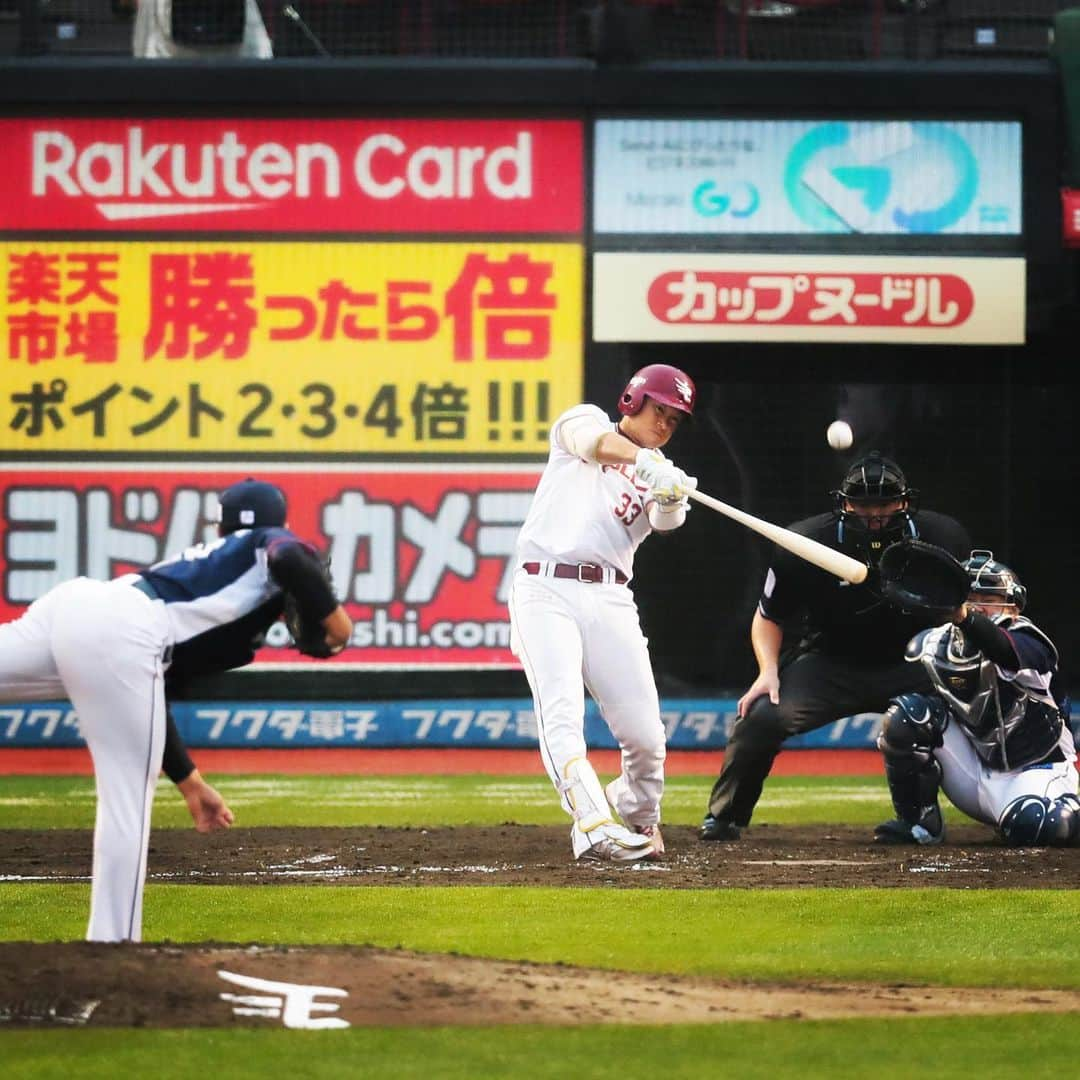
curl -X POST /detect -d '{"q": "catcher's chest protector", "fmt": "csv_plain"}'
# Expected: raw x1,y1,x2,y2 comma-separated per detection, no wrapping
915,623,1062,770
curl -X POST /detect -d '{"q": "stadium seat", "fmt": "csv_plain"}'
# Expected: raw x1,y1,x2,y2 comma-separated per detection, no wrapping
933,0,1063,59
426,0,575,57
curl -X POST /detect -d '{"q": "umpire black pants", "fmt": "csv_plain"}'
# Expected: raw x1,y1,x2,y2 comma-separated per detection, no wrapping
706,650,932,827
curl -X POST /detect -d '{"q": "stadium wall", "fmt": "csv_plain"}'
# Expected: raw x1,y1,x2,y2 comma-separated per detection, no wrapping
0,59,1074,746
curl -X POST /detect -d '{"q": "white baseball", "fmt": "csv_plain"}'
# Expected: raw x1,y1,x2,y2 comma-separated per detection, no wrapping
826,420,853,451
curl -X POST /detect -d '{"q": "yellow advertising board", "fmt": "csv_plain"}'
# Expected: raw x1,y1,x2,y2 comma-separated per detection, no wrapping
0,241,583,454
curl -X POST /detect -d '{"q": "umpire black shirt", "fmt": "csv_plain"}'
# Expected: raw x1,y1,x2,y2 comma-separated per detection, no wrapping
758,510,972,663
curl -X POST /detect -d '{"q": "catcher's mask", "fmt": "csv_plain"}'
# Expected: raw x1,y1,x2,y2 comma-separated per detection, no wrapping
832,450,918,560
963,549,1027,612
618,364,696,418
217,478,287,534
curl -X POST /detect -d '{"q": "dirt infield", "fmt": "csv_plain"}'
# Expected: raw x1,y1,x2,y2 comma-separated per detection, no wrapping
2,942,1078,1029
3,822,1077,889
3,825,1078,1029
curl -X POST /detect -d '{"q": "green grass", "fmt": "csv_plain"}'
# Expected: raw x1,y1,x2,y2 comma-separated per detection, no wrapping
0,773,917,829
3,884,1079,988
2,770,1077,1076
4,1016,1080,1079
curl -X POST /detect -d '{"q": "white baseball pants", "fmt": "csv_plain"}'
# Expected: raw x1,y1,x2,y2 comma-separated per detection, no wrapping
936,720,1079,828
0,577,172,942
508,570,666,828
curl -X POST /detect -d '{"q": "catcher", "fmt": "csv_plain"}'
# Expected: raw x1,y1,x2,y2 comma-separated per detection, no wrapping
875,548,1078,847
0,477,351,942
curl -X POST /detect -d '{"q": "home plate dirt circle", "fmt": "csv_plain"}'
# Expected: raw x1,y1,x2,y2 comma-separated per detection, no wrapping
1,824,1076,889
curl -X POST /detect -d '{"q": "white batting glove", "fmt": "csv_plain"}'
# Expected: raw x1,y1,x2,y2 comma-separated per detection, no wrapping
633,447,668,487
650,465,697,503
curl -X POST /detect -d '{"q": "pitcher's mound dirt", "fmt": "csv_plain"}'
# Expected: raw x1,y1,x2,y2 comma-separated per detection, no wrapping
1,943,1077,1029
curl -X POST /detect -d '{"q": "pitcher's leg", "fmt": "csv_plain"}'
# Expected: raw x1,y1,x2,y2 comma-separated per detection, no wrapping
51,581,168,942
0,584,68,701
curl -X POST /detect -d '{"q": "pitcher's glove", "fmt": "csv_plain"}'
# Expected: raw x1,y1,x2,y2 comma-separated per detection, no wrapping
284,558,339,658
878,539,969,624
284,594,335,657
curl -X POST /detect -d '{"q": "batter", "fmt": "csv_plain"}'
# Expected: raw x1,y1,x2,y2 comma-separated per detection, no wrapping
508,364,697,862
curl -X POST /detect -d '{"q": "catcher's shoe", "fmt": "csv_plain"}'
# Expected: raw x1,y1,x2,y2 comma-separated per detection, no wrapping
873,815,944,846
699,814,741,842
571,820,655,863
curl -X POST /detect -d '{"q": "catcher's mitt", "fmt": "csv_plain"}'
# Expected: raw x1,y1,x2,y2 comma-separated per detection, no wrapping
878,539,969,623
284,558,337,658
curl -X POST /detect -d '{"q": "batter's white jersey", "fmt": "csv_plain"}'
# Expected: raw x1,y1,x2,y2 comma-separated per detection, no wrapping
513,404,654,582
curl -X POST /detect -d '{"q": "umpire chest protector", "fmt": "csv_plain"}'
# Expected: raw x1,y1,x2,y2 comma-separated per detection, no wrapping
910,618,1063,770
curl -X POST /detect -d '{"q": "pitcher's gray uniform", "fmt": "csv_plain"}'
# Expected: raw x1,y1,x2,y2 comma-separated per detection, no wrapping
509,365,697,862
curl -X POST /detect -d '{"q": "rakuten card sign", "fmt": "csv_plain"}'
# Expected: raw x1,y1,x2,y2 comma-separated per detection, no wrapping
593,253,1025,344
0,118,583,233
0,466,538,668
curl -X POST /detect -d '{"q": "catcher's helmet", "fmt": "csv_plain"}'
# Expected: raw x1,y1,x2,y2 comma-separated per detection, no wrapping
963,549,1027,611
217,478,287,534
617,364,696,417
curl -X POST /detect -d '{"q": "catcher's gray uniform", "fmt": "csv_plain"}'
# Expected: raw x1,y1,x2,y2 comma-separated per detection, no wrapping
876,577,1078,847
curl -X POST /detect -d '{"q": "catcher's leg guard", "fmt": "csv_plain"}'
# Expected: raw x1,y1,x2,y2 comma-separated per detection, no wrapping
562,758,653,861
874,693,947,845
999,793,1080,847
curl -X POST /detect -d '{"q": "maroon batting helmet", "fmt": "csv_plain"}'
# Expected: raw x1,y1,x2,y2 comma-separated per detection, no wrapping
617,364,696,417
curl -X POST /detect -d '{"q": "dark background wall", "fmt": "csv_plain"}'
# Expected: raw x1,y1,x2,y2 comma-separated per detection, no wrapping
609,336,1075,696
1,57,1073,698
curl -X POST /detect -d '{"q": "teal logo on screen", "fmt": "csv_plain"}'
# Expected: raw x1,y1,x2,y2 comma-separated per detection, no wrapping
784,122,980,234
692,180,759,219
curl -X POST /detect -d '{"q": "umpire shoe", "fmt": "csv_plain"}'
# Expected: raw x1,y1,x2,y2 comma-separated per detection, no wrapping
699,814,741,842
873,809,944,846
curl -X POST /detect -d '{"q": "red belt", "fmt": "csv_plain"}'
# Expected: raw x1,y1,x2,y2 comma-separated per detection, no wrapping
522,562,627,585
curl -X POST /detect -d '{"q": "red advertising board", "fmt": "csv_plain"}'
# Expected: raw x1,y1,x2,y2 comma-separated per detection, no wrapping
0,118,583,234
0,466,540,668
1062,188,1080,246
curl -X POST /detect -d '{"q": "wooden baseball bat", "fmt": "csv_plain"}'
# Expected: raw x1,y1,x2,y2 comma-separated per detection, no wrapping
687,488,869,585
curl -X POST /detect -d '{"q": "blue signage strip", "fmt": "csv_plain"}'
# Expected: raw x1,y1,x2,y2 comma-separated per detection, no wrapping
4,699,1077,751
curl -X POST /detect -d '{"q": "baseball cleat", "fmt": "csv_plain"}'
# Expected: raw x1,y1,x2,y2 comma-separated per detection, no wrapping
572,820,654,863
699,814,741,842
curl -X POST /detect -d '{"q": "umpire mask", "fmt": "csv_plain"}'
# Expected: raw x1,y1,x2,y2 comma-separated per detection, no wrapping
831,451,918,562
